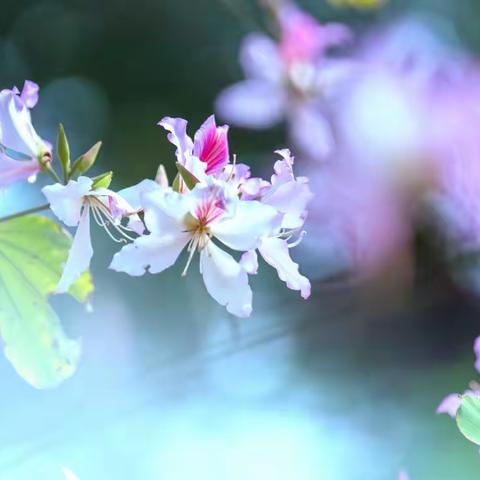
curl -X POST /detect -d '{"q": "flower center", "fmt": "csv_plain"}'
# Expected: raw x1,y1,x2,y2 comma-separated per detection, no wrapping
87,195,135,243
181,194,227,276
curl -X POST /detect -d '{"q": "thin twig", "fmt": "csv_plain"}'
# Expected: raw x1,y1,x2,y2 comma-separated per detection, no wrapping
0,204,50,224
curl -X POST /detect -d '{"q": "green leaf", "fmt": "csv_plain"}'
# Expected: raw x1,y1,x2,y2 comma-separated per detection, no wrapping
57,123,70,180
176,162,199,190
0,215,93,388
456,394,480,445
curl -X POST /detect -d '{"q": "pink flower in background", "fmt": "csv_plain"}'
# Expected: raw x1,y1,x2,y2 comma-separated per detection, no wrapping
437,336,480,417
426,70,480,252
307,165,410,277
336,19,454,184
278,3,350,65
328,19,480,279
0,80,51,187
215,1,353,160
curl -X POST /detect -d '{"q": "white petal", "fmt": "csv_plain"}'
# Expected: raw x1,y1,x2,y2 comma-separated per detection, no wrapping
110,232,189,276
183,154,208,182
0,87,47,159
117,179,159,210
240,33,283,83
141,188,193,236
263,178,313,230
158,117,194,166
200,242,252,318
215,80,286,129
259,237,311,299
56,205,93,294
42,177,92,227
0,152,40,188
212,200,282,251
240,250,258,275
126,214,145,235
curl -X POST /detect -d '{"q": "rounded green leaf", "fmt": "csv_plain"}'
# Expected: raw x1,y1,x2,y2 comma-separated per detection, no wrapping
456,394,480,445
0,215,93,388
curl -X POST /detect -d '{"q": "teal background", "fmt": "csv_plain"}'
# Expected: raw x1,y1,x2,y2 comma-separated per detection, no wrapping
1,0,480,478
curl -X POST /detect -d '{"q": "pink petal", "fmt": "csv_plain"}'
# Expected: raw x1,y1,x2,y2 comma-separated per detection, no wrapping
193,115,229,174
474,336,480,374
436,393,462,417
20,80,39,109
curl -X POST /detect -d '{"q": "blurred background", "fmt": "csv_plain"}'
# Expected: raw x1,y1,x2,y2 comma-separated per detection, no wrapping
1,0,480,478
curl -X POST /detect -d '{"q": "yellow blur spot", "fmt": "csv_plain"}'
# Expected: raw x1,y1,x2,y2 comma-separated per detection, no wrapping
327,0,387,9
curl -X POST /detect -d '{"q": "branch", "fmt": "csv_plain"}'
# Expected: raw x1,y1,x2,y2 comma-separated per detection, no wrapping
0,204,50,224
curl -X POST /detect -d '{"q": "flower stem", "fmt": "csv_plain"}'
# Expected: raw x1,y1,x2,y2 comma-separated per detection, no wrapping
0,204,50,224
43,164,62,184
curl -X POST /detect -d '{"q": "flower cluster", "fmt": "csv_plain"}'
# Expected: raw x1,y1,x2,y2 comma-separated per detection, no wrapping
0,88,312,318
110,116,312,317
0,78,312,319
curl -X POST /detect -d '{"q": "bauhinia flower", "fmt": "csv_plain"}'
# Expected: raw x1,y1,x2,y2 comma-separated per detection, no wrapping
215,1,353,160
0,80,51,187
111,177,282,317
237,149,313,299
158,115,229,183
42,176,146,293
110,116,312,317
437,336,480,418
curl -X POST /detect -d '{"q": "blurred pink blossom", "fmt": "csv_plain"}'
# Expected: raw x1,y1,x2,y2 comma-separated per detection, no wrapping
215,1,353,160
324,19,480,275
307,165,410,276
437,336,480,417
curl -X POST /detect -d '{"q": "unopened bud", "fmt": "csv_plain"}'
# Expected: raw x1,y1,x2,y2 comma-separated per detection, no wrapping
92,171,113,189
155,164,169,188
57,124,70,178
70,141,102,178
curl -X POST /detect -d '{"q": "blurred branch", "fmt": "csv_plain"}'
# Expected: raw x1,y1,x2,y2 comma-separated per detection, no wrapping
0,204,50,224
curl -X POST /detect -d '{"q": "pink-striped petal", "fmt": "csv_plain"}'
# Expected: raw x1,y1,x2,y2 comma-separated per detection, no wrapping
193,115,229,174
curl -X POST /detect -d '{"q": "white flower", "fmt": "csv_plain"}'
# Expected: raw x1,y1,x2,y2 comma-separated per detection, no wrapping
0,80,51,187
110,177,282,317
239,149,313,299
42,176,146,293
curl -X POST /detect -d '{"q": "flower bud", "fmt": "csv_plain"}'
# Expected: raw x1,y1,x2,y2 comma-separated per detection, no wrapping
92,171,113,189
57,124,70,179
70,141,102,178
155,164,169,188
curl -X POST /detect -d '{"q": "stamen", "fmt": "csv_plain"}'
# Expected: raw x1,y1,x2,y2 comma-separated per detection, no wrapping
87,196,136,243
227,154,238,183
182,233,200,276
288,230,306,248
